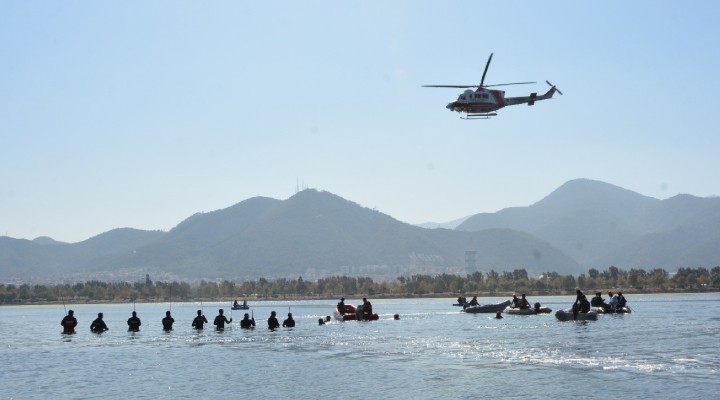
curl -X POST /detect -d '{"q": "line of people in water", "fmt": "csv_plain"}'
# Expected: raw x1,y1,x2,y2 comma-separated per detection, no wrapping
61,308,306,334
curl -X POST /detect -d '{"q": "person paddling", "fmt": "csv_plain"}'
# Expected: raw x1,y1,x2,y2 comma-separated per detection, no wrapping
90,312,109,333
127,311,141,332
61,310,78,334
213,309,232,331
162,311,174,331
192,310,208,330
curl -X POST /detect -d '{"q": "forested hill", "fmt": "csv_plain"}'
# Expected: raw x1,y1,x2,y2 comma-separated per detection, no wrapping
0,190,578,282
457,179,720,269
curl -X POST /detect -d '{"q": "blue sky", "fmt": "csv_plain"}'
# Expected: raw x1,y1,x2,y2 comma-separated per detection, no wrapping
2,1,719,243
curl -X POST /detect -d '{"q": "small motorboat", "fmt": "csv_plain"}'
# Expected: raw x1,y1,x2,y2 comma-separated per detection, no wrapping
231,300,250,310
333,304,379,321
555,308,598,321
462,300,512,313
504,306,552,315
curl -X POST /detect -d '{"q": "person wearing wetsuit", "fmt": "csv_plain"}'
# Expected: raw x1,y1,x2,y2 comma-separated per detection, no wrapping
337,298,346,315
90,313,109,333
468,296,479,307
192,310,208,330
127,311,141,332
617,292,627,309
162,311,174,331
572,289,587,319
267,311,280,330
240,313,255,329
362,298,372,319
518,294,531,309
61,310,78,334
511,295,521,309
213,309,232,330
283,313,295,328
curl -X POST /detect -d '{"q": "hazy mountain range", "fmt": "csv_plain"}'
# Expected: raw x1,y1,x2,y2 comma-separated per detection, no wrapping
1,179,718,283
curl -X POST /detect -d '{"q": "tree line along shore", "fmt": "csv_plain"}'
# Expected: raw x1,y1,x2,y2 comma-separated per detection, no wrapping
2,266,719,305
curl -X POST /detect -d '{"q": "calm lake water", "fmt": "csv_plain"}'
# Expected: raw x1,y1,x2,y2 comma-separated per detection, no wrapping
1,294,718,399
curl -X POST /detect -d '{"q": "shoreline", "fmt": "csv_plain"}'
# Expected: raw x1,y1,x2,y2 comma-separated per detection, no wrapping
4,287,718,306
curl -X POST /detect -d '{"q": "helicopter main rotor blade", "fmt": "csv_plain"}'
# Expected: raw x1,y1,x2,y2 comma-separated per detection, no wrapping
422,85,477,88
484,81,536,88
479,53,493,88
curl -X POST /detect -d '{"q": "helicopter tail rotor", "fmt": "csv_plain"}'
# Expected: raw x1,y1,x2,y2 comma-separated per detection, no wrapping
546,80,563,95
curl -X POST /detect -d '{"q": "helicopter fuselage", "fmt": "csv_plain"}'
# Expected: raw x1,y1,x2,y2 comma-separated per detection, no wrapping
446,86,558,115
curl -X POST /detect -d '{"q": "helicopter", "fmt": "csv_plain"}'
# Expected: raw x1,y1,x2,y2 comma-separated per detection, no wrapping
423,53,562,119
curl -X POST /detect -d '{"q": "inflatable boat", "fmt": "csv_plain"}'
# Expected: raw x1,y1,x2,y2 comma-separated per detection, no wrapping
463,300,512,313
333,304,379,321
555,308,598,321
504,306,552,315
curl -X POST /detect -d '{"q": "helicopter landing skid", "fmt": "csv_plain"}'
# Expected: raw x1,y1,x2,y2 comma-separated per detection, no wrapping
461,112,497,120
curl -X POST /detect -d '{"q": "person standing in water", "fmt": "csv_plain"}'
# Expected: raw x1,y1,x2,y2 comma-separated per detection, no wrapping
61,310,78,334
282,313,295,328
162,311,174,331
240,313,255,329
192,310,208,330
127,311,141,332
90,313,109,333
213,309,232,331
267,311,280,330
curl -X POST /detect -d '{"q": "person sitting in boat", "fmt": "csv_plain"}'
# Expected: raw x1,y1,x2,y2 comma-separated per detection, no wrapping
518,294,531,309
240,313,255,329
579,295,590,313
233,300,240,308
572,290,591,318
268,311,280,330
590,292,605,307
90,312,109,333
337,297,346,315
457,296,467,306
617,292,627,309
511,295,521,309
61,310,78,334
468,296,479,307
127,311,141,332
608,291,619,312
283,313,295,328
192,310,208,330
213,309,232,331
362,298,373,317
591,292,610,312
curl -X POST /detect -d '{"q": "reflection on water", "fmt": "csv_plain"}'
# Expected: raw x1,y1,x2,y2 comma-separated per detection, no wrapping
1,294,718,399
